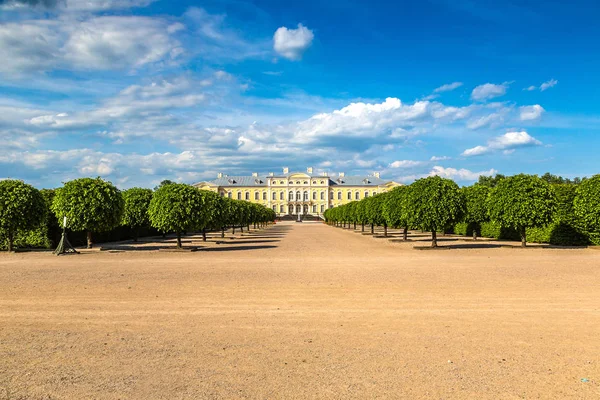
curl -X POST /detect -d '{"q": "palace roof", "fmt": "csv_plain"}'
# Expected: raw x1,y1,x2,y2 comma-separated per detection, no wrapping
205,174,390,187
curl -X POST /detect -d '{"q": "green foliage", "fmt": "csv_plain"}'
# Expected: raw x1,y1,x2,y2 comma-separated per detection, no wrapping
479,221,520,240
540,172,581,185
382,186,410,228
573,175,600,233
405,176,465,232
0,180,46,251
487,174,556,244
121,188,153,229
527,222,589,246
364,193,388,226
462,184,490,224
148,184,211,234
477,174,506,188
52,178,124,233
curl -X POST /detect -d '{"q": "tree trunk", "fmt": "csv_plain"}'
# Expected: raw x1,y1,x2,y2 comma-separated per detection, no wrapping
221,228,225,238
361,223,364,232
176,231,182,248
353,222,356,230
202,228,207,242
431,230,438,248
87,231,93,249
371,224,374,234
520,227,527,247
384,224,388,237
403,227,408,241
240,225,244,233
7,230,13,252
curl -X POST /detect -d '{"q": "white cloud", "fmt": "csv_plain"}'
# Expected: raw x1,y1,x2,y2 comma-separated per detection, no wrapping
430,155,451,161
471,82,509,101
429,166,497,181
523,79,558,92
0,0,154,11
466,112,505,130
389,160,425,168
434,82,463,93
0,16,182,75
540,79,558,91
462,131,542,157
519,104,545,121
273,23,314,61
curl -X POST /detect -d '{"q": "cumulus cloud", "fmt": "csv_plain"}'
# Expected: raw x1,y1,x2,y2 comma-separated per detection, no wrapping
434,82,463,93
429,166,497,181
519,104,545,121
389,160,425,168
430,155,451,161
273,23,314,61
471,82,509,101
462,131,542,157
0,16,182,75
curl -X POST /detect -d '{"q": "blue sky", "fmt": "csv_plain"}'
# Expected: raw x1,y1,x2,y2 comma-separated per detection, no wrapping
1,0,599,188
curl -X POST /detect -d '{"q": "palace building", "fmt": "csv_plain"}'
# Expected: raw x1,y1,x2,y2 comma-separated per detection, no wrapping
194,167,400,217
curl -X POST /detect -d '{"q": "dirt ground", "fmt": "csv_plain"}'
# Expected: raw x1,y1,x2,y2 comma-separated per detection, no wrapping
1,222,599,399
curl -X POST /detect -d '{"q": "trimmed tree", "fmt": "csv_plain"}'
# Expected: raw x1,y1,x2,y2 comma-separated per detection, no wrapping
461,184,490,240
573,174,600,238
0,180,46,252
382,186,411,240
52,178,124,249
196,190,219,241
148,184,211,248
487,174,556,247
121,188,153,241
405,176,465,247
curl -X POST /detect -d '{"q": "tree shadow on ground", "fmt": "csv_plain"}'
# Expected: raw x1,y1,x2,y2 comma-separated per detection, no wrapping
198,245,278,252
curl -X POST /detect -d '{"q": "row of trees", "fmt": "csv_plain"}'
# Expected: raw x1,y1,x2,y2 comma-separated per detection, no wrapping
324,174,600,247
0,178,276,251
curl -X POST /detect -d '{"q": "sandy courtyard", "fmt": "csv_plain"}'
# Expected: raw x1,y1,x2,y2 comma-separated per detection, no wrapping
1,222,599,399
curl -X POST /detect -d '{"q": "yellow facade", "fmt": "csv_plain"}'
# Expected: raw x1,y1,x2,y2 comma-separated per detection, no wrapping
194,167,399,216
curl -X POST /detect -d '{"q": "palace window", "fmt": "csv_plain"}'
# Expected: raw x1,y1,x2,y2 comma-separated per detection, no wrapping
245,192,250,200
312,191,317,200
280,192,284,200
280,205,285,213
304,181,308,185
338,192,342,200
320,181,324,184
227,192,232,198
263,192,267,200
254,192,259,200
320,192,325,200
373,191,377,195
273,192,277,200
313,205,317,213
280,181,284,184
321,205,325,213
330,191,334,200
296,191,301,200
364,191,369,198
347,192,351,200
289,191,294,200
237,192,241,200
272,205,276,211
355,192,360,200
303,191,309,201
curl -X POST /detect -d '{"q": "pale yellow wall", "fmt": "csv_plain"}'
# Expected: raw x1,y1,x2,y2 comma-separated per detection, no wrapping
194,178,400,214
